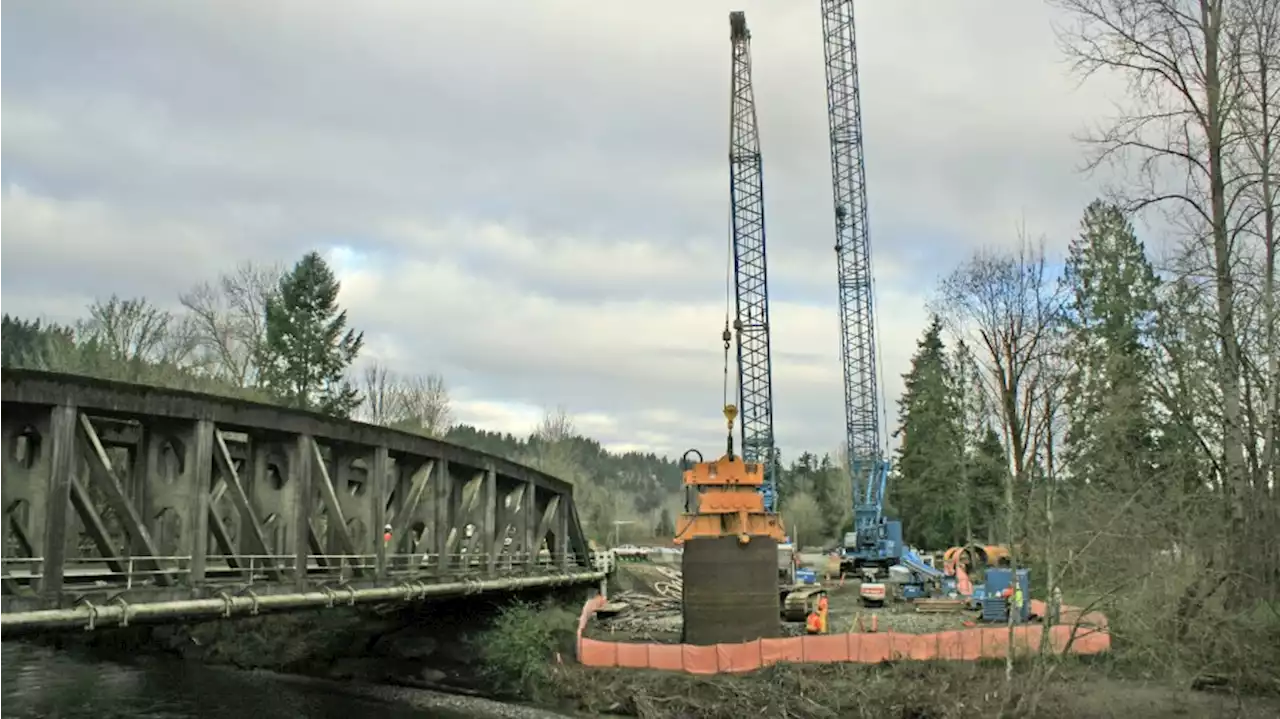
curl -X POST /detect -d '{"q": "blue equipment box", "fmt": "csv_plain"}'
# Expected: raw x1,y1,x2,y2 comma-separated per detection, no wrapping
982,568,1030,622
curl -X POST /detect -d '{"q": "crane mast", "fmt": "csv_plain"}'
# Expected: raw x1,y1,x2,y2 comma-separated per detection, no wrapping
728,11,779,512
819,0,893,562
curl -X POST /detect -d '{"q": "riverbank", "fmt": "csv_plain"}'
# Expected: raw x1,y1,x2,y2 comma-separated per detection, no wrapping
45,592,575,698
543,660,1280,719
20,589,1279,719
456,593,1280,718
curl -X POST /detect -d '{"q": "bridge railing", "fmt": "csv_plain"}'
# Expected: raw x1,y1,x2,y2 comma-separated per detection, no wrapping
1,369,600,616
2,551,603,592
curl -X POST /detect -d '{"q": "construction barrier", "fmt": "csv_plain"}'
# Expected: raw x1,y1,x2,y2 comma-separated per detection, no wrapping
575,595,1111,674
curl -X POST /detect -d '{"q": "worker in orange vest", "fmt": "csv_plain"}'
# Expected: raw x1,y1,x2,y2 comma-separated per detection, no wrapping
1001,583,1024,622
817,594,830,633
805,611,821,634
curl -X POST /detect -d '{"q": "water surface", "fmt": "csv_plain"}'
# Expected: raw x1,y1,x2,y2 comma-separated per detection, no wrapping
1,642,478,718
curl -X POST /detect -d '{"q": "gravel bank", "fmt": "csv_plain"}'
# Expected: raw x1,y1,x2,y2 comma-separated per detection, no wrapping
241,668,581,719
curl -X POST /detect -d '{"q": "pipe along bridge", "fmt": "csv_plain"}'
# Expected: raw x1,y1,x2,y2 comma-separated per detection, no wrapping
0,369,603,636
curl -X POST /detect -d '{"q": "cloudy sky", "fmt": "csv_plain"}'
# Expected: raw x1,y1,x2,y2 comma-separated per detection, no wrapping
2,1,1124,458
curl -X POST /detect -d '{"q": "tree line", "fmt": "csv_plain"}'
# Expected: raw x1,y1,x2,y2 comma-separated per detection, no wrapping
0,250,877,550
0,252,694,546
885,0,1276,690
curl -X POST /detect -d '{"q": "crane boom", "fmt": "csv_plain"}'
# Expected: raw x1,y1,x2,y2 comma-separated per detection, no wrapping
728,11,778,512
819,0,893,561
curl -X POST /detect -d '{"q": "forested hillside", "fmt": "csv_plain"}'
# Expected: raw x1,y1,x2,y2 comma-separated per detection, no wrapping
0,273,856,548
0,301,681,545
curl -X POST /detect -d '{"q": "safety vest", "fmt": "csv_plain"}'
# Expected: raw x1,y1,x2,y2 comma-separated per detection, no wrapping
1013,586,1023,608
806,612,821,634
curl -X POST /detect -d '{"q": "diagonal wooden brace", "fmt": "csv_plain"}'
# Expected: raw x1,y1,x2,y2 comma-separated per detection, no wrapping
214,431,283,581
77,413,173,586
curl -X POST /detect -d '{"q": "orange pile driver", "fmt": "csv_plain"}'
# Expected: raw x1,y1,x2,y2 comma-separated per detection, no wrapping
673,404,786,546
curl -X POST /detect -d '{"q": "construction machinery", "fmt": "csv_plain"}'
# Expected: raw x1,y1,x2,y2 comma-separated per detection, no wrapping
818,0,903,575
726,10,779,514
976,567,1031,623
777,541,829,621
674,406,786,645
720,10,828,626
814,3,1014,606
858,546,947,606
942,543,1012,576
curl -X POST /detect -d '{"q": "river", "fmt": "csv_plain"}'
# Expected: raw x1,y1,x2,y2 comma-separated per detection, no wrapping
1,643,560,719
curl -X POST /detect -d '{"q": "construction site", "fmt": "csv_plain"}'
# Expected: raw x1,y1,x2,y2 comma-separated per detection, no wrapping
590,545,1038,644
571,2,1109,674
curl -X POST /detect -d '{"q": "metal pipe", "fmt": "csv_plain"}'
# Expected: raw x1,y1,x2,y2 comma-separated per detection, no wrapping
1,571,605,635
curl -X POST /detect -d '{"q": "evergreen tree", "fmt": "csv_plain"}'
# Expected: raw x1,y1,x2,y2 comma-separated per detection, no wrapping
3,315,41,367
2,315,74,368
1060,201,1161,493
951,339,1004,543
776,452,851,546
655,508,675,537
893,315,966,548
780,452,822,500
256,252,365,416
1149,278,1217,499
965,426,1008,542
812,453,852,541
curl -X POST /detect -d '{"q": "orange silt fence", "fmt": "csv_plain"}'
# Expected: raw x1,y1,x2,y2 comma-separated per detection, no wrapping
575,595,1111,674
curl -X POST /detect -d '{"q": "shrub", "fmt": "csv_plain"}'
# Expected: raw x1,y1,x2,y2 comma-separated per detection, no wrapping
470,600,576,699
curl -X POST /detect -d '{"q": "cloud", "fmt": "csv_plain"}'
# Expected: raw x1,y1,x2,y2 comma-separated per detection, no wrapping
3,0,1119,458
301,240,928,458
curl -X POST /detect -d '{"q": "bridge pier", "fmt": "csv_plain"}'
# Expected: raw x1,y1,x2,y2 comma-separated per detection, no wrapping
1,370,601,636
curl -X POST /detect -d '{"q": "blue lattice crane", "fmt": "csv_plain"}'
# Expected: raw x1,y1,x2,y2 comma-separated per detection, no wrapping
819,0,902,571
726,11,779,512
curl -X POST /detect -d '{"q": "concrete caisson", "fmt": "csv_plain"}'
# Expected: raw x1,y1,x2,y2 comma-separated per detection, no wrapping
681,535,780,645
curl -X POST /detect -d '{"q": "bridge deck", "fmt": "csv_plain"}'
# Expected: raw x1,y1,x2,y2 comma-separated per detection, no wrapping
1,370,602,635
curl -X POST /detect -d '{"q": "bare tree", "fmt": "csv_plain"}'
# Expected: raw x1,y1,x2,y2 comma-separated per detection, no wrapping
936,238,1063,684
77,295,173,364
180,261,282,387
534,405,577,443
360,362,398,425
357,362,453,437
524,406,580,484
1030,351,1071,654
936,239,1063,485
1229,0,1279,556
1050,0,1258,554
394,372,453,438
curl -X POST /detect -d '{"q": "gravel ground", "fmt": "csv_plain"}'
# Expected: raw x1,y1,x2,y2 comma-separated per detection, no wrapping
592,567,978,642
249,669,578,719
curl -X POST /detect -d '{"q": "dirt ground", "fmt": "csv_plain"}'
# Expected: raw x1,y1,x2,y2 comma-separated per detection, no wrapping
589,562,977,642
553,661,1280,719
591,563,683,643
574,563,1280,718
